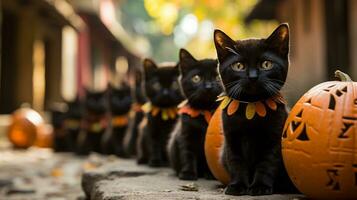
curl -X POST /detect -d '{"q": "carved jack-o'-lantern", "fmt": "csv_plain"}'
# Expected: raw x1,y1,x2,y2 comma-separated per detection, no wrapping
7,108,44,148
205,108,230,185
282,71,357,199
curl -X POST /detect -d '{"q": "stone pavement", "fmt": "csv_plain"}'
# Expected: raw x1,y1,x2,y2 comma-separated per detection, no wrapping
82,159,305,200
0,147,112,200
0,146,305,200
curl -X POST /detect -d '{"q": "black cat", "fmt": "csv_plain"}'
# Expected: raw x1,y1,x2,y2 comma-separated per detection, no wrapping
137,59,183,167
167,49,222,180
213,24,297,195
50,103,70,152
77,90,108,155
64,97,83,152
124,70,146,156
102,83,132,157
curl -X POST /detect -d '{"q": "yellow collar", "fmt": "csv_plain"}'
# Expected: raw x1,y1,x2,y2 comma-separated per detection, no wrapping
217,94,286,120
64,119,80,130
142,102,178,121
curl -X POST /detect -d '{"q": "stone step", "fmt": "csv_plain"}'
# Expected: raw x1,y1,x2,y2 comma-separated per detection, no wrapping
81,159,305,200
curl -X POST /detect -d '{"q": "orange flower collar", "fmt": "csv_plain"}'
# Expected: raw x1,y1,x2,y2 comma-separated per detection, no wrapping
132,103,144,112
111,114,129,127
142,102,178,121
218,93,286,120
177,100,213,123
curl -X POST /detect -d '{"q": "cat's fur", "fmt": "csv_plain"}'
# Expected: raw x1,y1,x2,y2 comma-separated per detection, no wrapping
213,24,297,195
137,59,183,167
77,90,108,155
64,98,83,152
124,70,146,156
167,49,222,180
102,83,132,157
50,103,70,152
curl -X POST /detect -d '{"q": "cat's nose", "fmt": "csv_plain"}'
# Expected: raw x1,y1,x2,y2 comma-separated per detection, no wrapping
205,82,213,89
163,89,169,95
248,69,258,81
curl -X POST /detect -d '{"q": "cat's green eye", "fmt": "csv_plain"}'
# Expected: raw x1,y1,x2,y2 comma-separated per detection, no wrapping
261,60,273,70
231,62,245,71
153,82,161,90
191,75,201,83
171,81,179,90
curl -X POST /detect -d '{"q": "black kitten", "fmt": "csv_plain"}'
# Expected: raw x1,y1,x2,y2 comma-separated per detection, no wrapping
50,103,70,152
102,83,132,157
64,97,83,152
77,90,108,155
168,49,222,180
213,24,296,195
124,70,146,156
137,59,183,167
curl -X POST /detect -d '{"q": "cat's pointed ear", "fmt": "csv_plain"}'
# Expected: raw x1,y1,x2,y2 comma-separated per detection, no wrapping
179,49,197,73
266,23,289,57
143,58,157,77
214,29,236,62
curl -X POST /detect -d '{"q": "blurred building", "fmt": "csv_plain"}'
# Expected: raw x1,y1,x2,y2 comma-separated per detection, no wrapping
0,0,141,114
246,0,357,103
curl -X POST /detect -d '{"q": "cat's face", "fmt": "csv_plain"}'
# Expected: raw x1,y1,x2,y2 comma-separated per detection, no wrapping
66,97,82,119
85,90,108,114
143,59,183,107
179,49,222,109
214,24,289,102
110,83,132,115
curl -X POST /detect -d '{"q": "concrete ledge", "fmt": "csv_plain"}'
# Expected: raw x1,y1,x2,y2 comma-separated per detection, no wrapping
81,159,305,200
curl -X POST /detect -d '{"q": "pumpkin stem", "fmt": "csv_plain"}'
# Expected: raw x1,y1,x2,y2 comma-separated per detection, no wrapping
335,70,353,82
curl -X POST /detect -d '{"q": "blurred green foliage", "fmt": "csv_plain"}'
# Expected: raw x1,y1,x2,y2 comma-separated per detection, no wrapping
118,0,277,62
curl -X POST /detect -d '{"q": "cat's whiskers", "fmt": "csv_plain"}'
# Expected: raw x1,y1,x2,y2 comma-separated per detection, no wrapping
228,83,243,99
262,80,280,96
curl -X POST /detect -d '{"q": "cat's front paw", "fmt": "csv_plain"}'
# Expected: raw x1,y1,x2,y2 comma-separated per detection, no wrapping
137,157,148,165
204,172,215,180
179,171,197,180
248,185,273,196
224,183,248,196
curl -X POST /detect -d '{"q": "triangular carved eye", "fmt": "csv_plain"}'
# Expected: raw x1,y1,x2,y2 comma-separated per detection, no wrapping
328,94,336,110
341,86,347,92
296,109,303,118
291,121,301,131
336,90,343,97
305,98,312,104
296,124,309,141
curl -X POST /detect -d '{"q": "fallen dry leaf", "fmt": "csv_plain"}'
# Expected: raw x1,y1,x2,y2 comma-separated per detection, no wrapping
179,182,198,192
51,168,63,177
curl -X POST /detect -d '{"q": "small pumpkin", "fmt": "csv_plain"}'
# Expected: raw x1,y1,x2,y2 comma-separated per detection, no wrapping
34,124,53,148
282,70,357,199
204,108,230,185
7,108,43,148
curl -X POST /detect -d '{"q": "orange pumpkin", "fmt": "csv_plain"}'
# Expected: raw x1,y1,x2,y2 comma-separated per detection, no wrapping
282,70,357,199
34,124,53,148
204,108,230,185
7,108,44,148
